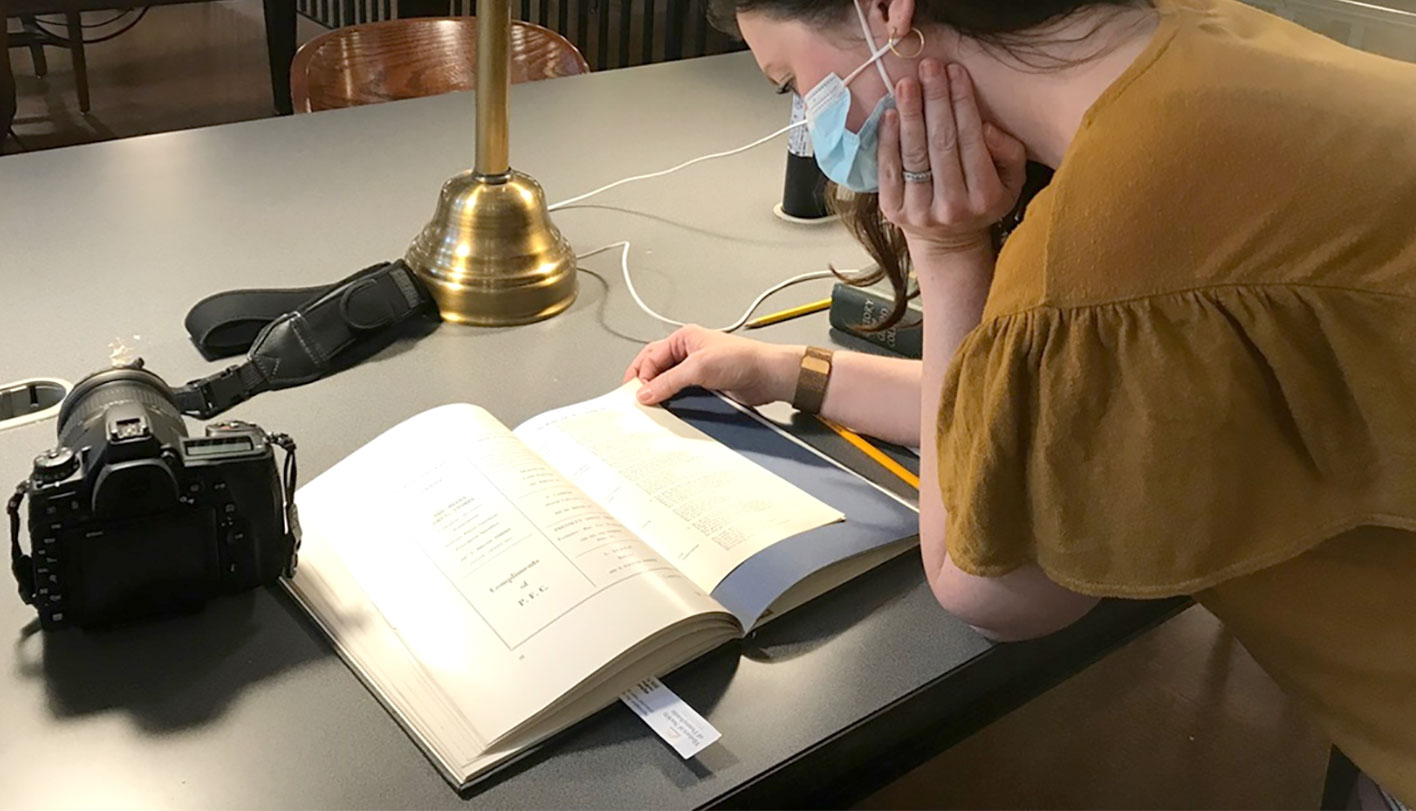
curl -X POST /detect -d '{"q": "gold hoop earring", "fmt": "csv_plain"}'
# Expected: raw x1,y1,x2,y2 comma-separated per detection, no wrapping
889,27,926,59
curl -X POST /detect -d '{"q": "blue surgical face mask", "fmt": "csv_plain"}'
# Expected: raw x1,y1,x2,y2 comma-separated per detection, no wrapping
803,1,897,192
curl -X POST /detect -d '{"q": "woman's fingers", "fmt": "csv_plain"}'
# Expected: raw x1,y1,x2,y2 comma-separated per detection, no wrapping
878,108,904,219
894,76,933,215
637,356,703,404
920,59,966,215
629,334,688,383
624,342,656,382
627,329,783,406
984,122,1028,199
876,60,1026,255
635,345,674,382
947,64,1002,210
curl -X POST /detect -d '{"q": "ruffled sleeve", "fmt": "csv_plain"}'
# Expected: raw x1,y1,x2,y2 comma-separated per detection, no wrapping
937,285,1416,598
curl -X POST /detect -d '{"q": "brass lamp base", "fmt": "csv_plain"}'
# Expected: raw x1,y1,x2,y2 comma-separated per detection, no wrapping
405,169,577,326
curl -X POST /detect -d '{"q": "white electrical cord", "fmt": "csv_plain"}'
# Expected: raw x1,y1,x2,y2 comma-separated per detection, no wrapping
546,121,804,213
549,120,845,332
578,241,840,333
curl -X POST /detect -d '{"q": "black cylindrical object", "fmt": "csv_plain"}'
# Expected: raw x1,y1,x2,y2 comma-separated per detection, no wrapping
777,94,831,222
58,365,186,455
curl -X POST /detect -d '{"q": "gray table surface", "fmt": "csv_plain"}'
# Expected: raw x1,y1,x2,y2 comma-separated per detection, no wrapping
0,53,1176,809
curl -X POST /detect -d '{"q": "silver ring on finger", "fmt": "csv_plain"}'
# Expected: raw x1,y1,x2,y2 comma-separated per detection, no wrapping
902,168,933,184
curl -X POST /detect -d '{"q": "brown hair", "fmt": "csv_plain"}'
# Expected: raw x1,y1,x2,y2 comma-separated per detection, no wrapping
710,0,1145,328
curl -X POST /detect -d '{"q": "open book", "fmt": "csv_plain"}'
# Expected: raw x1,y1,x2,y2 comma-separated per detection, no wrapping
287,382,919,790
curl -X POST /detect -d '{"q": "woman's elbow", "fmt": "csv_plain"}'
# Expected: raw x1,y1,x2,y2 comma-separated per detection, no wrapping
963,615,1083,643
927,559,1101,642
931,588,1087,641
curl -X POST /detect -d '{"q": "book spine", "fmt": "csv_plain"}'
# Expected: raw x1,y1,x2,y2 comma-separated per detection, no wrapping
828,283,922,359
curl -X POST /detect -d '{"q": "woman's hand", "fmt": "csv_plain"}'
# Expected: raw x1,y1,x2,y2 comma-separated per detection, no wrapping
878,60,1028,262
623,325,801,406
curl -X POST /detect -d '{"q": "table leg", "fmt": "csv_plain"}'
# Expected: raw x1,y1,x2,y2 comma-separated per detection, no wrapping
262,0,296,115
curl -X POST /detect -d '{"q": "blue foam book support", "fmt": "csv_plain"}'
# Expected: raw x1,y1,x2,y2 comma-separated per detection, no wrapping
664,388,920,627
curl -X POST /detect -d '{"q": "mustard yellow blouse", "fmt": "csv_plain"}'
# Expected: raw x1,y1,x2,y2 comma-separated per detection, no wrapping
937,0,1416,799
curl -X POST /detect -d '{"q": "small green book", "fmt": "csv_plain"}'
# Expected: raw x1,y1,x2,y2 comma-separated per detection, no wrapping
828,282,923,359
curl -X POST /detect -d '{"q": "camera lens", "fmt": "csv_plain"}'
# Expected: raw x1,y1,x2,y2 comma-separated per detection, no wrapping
57,366,188,455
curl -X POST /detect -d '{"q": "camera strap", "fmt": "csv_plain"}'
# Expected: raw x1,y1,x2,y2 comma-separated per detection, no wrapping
8,484,35,606
267,432,302,578
172,260,439,419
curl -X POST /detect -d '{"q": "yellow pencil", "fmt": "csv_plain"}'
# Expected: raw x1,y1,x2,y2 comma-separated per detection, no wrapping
817,416,920,490
745,297,831,329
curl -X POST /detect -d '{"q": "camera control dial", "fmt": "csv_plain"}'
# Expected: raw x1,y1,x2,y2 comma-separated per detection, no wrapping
32,448,78,483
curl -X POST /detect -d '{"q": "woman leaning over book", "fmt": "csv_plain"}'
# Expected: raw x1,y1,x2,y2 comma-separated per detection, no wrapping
623,0,1416,801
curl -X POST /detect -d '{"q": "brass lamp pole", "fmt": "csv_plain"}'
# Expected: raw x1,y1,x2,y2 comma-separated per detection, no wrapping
405,2,578,325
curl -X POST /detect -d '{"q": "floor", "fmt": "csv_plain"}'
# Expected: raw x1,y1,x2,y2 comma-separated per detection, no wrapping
857,606,1331,809
4,2,325,154
3,5,1336,807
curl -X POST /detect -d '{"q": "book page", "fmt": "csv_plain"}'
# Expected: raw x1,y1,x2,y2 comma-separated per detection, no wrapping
293,404,732,745
654,389,921,627
513,382,845,594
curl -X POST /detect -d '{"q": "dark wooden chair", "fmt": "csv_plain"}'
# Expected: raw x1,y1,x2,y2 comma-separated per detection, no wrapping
290,17,588,114
8,13,89,112
2,7,16,139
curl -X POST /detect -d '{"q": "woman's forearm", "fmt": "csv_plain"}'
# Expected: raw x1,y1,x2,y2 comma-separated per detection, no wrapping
914,246,1102,639
914,245,995,579
816,351,922,447
800,247,992,470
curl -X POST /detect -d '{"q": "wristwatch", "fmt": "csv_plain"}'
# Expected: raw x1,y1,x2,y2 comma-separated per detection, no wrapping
792,346,834,415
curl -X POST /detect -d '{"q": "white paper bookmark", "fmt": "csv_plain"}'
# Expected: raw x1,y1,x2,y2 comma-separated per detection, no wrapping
620,677,722,758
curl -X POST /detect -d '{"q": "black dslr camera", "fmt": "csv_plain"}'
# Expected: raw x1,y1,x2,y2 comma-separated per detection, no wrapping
7,361,299,629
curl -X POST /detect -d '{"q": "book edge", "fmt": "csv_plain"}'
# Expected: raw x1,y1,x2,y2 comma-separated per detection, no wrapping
279,575,519,788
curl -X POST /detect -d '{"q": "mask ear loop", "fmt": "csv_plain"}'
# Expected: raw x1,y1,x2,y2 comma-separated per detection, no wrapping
851,0,897,90
841,39,898,87
889,27,926,59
